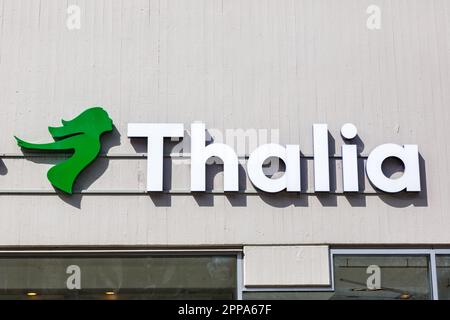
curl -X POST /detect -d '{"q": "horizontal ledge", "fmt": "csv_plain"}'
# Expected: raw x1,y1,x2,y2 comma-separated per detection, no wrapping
0,190,380,195
0,153,369,159
0,249,242,254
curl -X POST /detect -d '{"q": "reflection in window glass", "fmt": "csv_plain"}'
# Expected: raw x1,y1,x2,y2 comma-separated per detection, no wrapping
333,255,431,300
436,255,450,300
0,255,237,300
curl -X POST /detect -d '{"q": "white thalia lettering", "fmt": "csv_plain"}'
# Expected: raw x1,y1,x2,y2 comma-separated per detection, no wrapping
127,123,421,194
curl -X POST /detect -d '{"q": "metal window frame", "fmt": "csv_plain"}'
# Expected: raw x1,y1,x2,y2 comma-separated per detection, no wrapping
0,249,243,300
241,248,450,300
0,249,241,255
432,249,450,301
2,248,450,300
331,248,438,300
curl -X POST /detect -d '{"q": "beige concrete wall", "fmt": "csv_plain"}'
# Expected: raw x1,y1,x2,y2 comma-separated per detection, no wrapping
0,0,448,247
244,246,330,287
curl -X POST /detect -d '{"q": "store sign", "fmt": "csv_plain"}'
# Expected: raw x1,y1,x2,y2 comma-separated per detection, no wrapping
14,108,421,195
15,107,113,194
128,123,421,194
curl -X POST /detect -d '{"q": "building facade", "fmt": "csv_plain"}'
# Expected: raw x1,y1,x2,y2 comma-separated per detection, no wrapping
0,0,449,299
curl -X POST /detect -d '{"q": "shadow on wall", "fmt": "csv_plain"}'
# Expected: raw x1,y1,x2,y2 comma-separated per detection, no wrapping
20,125,122,209
151,155,427,209
378,154,428,208
12,128,428,209
131,130,428,209
130,132,184,208
0,159,7,175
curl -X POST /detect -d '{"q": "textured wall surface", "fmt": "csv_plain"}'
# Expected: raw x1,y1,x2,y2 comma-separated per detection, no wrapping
0,0,449,246
243,245,330,286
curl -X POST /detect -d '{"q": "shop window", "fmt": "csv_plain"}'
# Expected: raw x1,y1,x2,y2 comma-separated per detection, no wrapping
333,255,431,300
436,255,450,300
243,253,433,300
0,254,237,300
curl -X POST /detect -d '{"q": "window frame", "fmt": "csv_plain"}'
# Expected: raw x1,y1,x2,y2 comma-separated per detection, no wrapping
242,248,450,300
0,249,243,300
2,248,450,300
330,249,437,300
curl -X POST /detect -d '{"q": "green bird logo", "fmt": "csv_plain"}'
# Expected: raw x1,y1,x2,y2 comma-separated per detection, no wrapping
15,107,113,194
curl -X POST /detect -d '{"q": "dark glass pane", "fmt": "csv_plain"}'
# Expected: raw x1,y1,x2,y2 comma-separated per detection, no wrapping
436,255,450,300
332,255,431,300
0,255,237,300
